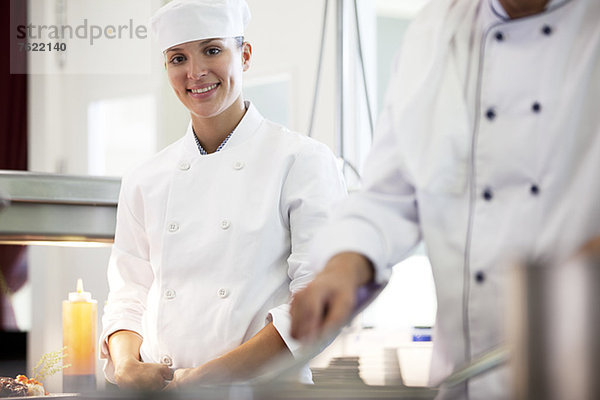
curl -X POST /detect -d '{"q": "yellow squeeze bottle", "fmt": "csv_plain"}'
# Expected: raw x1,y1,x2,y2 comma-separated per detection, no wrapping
62,279,97,393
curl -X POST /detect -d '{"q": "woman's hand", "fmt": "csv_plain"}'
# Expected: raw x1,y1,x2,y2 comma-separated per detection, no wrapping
113,357,173,391
164,360,231,390
108,330,173,391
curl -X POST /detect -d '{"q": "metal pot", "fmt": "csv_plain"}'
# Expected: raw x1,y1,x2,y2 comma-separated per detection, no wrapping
508,245,600,400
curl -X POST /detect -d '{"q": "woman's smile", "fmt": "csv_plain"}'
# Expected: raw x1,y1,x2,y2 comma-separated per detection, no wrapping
188,83,220,98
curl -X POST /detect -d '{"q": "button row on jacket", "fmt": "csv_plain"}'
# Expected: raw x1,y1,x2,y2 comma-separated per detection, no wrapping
485,102,543,120
169,220,234,232
482,185,542,201
179,161,244,171
160,355,173,366
493,24,553,43
482,185,541,201
165,288,227,300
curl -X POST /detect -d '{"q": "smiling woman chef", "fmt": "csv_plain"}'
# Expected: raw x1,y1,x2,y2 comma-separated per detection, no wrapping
99,0,346,390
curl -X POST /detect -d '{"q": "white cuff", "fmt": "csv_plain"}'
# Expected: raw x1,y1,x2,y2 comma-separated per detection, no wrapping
267,304,301,355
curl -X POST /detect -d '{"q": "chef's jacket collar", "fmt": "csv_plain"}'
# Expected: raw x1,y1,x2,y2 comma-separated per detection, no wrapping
488,0,572,21
181,100,263,159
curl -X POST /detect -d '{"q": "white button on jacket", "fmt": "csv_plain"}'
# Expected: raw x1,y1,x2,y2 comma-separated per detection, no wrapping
160,355,173,367
100,102,346,383
220,219,231,230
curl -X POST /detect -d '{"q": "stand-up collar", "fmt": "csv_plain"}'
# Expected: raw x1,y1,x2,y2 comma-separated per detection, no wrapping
180,100,264,160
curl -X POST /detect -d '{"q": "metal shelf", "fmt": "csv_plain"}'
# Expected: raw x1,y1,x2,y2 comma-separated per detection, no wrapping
0,170,120,245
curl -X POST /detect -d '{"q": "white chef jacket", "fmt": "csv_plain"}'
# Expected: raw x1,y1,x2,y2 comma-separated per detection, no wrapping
100,102,346,383
312,0,600,399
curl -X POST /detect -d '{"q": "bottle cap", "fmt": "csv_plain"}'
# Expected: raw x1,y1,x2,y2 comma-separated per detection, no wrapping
68,278,93,302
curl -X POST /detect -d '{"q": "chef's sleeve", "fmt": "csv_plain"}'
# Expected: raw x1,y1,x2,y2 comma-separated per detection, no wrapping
309,76,423,286
99,177,154,383
269,141,347,355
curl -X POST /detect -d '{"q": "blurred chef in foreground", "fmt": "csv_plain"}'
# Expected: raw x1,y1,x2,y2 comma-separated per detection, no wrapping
99,0,346,390
291,0,600,399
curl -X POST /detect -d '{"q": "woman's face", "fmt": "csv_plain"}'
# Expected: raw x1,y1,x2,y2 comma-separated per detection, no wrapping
165,38,251,120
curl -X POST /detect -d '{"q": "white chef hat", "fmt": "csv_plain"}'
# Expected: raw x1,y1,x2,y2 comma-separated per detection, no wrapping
150,0,251,53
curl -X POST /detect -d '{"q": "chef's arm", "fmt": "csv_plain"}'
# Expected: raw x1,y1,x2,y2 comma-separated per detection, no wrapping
108,330,173,390
100,176,157,382
166,322,290,387
211,321,291,377
108,329,142,366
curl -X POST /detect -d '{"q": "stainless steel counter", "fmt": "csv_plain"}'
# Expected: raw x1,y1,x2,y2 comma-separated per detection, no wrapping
74,382,438,400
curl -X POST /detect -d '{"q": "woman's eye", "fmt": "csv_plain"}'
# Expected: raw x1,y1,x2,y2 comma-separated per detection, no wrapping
169,55,185,65
206,47,221,56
